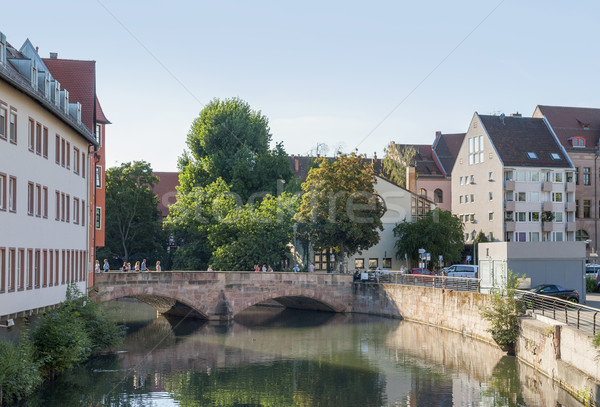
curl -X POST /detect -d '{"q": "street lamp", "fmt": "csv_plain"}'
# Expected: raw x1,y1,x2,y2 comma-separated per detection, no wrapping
293,223,298,268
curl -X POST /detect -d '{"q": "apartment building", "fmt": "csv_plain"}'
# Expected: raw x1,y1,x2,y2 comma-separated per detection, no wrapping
533,105,600,254
0,33,98,322
452,113,575,244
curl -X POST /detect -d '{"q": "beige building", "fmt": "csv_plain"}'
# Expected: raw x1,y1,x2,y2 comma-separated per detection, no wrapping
452,113,575,244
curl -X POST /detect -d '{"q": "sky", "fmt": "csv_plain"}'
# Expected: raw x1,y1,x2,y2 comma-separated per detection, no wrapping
2,1,600,172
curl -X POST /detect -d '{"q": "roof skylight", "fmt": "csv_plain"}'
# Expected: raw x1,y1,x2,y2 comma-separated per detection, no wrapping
526,152,538,160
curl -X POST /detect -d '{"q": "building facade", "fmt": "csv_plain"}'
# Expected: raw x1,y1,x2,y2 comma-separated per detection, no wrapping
0,33,98,322
452,113,575,244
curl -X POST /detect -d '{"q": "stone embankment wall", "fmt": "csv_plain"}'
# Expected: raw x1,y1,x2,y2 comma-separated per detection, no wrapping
352,283,600,406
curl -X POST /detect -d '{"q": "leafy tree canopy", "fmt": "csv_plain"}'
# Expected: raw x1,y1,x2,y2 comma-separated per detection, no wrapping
295,152,384,270
394,208,464,266
382,142,417,188
99,161,162,263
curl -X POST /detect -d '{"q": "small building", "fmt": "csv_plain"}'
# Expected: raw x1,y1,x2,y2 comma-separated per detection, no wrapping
478,241,586,302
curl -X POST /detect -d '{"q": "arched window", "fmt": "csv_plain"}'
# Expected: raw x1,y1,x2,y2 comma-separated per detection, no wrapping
419,188,427,197
434,188,443,203
576,229,590,242
571,137,586,148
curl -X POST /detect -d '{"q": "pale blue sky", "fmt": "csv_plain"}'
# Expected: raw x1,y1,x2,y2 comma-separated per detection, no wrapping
3,1,599,171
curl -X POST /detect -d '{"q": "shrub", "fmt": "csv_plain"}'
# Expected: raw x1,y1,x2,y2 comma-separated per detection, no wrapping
0,339,42,404
586,276,598,293
480,270,524,354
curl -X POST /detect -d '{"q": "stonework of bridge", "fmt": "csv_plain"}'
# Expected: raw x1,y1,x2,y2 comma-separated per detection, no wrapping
93,271,355,320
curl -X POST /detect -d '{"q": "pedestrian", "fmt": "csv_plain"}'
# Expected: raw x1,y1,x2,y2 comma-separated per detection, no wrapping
141,259,147,271
94,260,101,273
134,261,140,271
293,264,299,273
155,261,161,272
308,263,315,273
208,265,213,272
127,262,132,271
262,264,267,272
267,265,273,272
103,259,109,272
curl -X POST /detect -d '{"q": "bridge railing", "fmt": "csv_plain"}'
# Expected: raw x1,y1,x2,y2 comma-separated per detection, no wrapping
357,272,481,293
515,289,600,336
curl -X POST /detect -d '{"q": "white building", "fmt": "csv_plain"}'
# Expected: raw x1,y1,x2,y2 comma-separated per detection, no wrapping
0,33,98,322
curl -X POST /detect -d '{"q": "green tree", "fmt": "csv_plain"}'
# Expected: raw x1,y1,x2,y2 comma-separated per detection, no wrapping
382,142,417,188
473,230,489,263
98,161,162,263
208,193,299,270
178,97,292,201
0,339,42,404
295,152,384,272
394,208,464,267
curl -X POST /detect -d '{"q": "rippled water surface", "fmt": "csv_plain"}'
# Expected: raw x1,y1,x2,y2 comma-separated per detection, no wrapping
18,300,583,406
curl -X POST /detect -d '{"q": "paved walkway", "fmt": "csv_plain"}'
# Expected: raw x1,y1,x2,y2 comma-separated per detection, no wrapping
585,292,600,309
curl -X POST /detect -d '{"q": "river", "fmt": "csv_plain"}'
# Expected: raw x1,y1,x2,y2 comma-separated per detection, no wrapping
18,299,583,406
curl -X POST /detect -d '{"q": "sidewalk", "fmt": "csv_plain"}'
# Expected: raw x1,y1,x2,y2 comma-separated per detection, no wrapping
585,292,600,309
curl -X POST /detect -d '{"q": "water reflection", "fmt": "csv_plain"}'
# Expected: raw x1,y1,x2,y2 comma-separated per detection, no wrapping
20,300,583,406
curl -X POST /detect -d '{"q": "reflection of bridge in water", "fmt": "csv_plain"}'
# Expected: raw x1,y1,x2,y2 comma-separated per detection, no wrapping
94,272,355,320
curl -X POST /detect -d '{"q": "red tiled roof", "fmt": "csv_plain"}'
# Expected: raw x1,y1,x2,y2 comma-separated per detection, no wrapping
534,105,600,152
479,114,571,168
42,58,98,132
153,172,180,218
96,96,111,124
433,132,465,175
397,144,444,177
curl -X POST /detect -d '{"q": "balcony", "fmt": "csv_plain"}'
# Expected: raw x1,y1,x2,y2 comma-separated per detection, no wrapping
566,222,576,232
566,182,576,192
505,201,515,211
542,182,553,192
565,201,576,212
505,221,516,232
542,201,553,211
543,222,553,232
505,180,515,191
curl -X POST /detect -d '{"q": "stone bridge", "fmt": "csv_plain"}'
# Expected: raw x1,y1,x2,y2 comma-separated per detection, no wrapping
93,271,355,320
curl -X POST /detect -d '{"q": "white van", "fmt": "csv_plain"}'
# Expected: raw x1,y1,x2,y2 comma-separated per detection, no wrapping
445,264,478,278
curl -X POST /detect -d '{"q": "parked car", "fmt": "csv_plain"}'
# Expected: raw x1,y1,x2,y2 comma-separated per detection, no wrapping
410,268,434,275
445,264,478,278
527,284,580,303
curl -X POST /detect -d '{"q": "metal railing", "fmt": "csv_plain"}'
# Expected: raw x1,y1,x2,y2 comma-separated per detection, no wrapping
356,272,481,292
515,289,600,336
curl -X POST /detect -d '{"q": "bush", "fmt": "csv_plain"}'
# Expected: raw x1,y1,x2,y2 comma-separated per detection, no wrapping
0,339,42,404
586,276,598,293
480,270,524,354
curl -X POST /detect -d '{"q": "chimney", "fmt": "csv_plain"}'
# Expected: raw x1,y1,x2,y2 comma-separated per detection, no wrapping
510,112,522,117
406,167,416,193
294,157,299,172
373,152,377,164
435,131,442,137
49,52,58,59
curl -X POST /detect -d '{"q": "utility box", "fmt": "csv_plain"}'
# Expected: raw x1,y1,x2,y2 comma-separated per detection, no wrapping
478,242,586,302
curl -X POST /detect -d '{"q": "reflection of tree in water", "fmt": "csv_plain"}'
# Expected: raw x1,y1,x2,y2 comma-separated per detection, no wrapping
482,356,527,406
163,359,385,407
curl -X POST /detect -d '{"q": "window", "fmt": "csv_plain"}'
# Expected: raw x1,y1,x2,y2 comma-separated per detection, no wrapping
504,171,513,181
383,258,392,268
95,166,102,188
434,189,443,204
66,194,70,222
526,152,538,160
0,173,5,211
28,118,34,151
459,176,464,185
552,212,563,223
81,152,86,178
42,126,48,158
55,190,60,220
61,138,65,167
43,187,48,218
488,212,494,221
369,258,378,269
470,175,475,184
468,135,484,165
566,172,574,183
95,207,101,229
552,192,563,203
55,135,60,164
489,191,493,201
530,172,540,182
35,122,41,155
35,184,41,217
465,195,469,203
419,188,427,197
459,195,463,204
575,200,579,218
550,153,561,160
8,176,15,212
505,191,513,201
516,192,526,201
355,258,364,269
584,200,591,218
488,171,494,180
572,137,585,147
81,200,85,226
0,248,4,293
9,110,16,144
529,212,540,222
505,211,514,221
515,232,526,242
576,230,590,242
73,197,79,224
61,193,65,221
553,231,564,241
584,168,591,185
8,248,15,291
553,172,563,183
0,105,6,140
516,212,526,222
73,147,80,174
470,194,474,202
529,232,540,242
530,192,539,202
575,168,579,185
66,142,70,169
515,171,527,182
469,214,475,223
96,123,102,146
27,182,34,216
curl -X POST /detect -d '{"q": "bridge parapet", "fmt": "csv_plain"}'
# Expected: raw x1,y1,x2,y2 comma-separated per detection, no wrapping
93,271,355,320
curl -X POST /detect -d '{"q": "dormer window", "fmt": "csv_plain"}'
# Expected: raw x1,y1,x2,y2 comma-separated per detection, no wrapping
526,152,538,160
550,153,561,161
571,136,586,148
